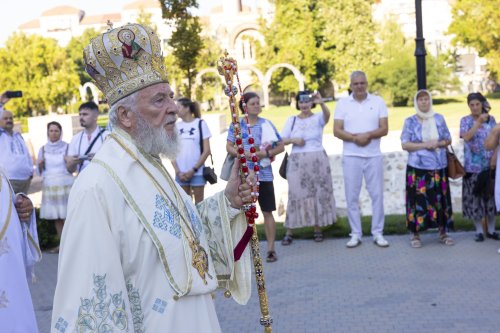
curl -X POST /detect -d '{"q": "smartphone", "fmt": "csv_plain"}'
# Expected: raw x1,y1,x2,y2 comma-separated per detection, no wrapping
78,155,89,161
6,91,23,98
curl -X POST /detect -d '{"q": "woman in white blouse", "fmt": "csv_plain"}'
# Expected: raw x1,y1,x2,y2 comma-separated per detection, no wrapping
37,121,74,252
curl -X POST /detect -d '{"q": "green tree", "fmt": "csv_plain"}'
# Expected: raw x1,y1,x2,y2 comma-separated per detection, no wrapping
0,33,79,116
368,18,457,106
136,8,158,32
194,36,223,108
448,0,500,78
316,0,378,90
66,28,99,85
257,0,323,96
160,0,203,98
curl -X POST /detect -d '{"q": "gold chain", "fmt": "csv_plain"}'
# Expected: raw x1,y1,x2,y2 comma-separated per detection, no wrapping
111,133,212,284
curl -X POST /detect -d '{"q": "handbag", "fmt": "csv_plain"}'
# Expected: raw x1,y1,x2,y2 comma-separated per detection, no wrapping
279,153,288,179
220,154,235,181
446,146,465,179
279,116,297,179
198,119,217,184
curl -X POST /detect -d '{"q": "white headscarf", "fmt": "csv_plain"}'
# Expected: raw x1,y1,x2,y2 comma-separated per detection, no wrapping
414,89,438,141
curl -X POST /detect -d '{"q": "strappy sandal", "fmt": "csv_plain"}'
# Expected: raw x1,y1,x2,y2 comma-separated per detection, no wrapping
266,251,277,262
410,236,422,248
281,234,293,246
439,234,454,246
313,232,324,242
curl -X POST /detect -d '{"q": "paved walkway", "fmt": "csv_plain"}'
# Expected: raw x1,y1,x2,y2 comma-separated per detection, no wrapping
31,231,500,333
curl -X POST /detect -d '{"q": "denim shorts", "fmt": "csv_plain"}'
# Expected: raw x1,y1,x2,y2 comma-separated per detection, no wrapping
175,175,206,187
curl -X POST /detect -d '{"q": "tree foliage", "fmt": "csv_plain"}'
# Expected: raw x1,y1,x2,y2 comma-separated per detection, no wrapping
66,28,100,85
160,0,203,98
368,18,458,106
448,0,500,78
0,33,79,116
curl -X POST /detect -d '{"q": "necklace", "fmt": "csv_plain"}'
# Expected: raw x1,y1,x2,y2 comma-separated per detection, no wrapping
111,133,212,285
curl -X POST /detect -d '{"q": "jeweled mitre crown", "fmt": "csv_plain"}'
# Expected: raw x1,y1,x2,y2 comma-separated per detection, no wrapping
83,23,168,106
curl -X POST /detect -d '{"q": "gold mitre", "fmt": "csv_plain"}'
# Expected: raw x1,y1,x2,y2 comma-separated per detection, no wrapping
83,23,168,106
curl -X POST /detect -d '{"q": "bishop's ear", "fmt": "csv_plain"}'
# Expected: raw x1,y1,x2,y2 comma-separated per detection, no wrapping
116,105,134,129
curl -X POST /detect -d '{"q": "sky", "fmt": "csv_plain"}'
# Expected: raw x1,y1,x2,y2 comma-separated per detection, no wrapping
0,0,220,45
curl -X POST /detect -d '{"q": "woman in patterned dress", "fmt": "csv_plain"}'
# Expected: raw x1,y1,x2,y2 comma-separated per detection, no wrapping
280,90,336,245
460,92,499,242
37,121,74,253
401,90,454,248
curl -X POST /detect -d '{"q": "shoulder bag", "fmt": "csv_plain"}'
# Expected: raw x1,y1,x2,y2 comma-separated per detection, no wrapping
279,116,297,179
446,146,465,179
198,119,217,184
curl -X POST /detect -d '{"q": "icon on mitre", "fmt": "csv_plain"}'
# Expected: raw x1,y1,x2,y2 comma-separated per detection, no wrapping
118,28,144,61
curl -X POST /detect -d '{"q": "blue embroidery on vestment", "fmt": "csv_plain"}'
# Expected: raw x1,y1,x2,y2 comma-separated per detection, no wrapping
152,298,167,314
76,274,128,332
54,317,68,332
153,194,181,238
126,281,145,333
186,199,203,238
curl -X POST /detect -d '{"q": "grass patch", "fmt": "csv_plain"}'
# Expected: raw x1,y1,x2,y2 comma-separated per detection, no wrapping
255,213,497,241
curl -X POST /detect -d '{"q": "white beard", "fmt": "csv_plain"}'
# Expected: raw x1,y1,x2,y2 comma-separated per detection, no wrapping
135,114,179,160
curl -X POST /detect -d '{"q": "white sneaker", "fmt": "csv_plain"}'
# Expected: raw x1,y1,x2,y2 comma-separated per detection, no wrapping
346,235,361,248
373,234,389,248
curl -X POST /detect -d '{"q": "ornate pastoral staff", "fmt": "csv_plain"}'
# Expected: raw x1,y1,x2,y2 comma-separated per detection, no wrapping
217,51,273,332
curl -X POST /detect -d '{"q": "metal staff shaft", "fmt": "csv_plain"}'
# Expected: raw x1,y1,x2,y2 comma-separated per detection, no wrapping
217,51,273,332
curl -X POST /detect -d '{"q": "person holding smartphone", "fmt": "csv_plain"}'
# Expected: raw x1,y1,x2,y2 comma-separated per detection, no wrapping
0,92,34,194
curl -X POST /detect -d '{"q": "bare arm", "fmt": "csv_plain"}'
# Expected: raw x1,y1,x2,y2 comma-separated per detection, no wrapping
484,123,500,150
462,114,489,142
319,102,330,124
65,155,80,173
333,119,355,142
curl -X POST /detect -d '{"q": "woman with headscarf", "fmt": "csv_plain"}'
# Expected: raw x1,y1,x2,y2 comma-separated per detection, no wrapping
37,121,74,253
462,93,499,242
400,90,454,248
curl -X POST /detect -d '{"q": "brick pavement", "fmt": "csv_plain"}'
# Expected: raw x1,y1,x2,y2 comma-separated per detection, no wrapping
31,232,500,333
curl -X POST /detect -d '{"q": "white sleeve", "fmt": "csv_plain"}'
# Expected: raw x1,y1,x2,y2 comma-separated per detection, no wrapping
67,134,79,156
378,97,389,118
280,117,294,139
201,119,212,139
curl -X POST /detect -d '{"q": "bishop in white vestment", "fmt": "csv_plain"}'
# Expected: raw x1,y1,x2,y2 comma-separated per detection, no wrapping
51,23,253,333
0,170,42,332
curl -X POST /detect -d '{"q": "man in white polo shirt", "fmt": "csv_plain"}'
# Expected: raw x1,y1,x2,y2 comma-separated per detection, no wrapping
334,71,389,248
66,101,108,174
0,96,34,194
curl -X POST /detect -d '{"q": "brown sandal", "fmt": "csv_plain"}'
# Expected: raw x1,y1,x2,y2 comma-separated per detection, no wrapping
266,251,278,262
439,234,454,246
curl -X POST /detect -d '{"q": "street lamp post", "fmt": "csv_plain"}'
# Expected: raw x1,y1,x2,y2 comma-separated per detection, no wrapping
414,0,427,90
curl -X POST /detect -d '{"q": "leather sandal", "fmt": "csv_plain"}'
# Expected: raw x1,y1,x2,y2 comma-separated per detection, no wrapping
410,236,422,248
439,234,454,246
281,234,293,246
313,232,324,242
266,251,277,262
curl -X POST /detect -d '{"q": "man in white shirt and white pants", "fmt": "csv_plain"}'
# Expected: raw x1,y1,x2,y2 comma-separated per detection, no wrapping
0,96,34,194
66,101,108,174
334,71,389,248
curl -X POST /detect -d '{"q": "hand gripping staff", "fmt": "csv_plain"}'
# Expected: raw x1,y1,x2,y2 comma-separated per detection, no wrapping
217,51,273,332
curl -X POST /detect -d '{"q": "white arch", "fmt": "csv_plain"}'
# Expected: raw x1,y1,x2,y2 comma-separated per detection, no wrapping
194,68,226,87
79,82,100,104
263,63,305,108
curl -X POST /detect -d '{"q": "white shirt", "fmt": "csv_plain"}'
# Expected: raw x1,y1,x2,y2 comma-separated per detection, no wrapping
281,113,326,154
68,127,108,172
334,93,388,157
176,119,211,176
0,130,33,180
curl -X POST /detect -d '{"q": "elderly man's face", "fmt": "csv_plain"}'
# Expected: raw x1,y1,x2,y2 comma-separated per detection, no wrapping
134,83,178,136
350,75,368,97
1,111,14,132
